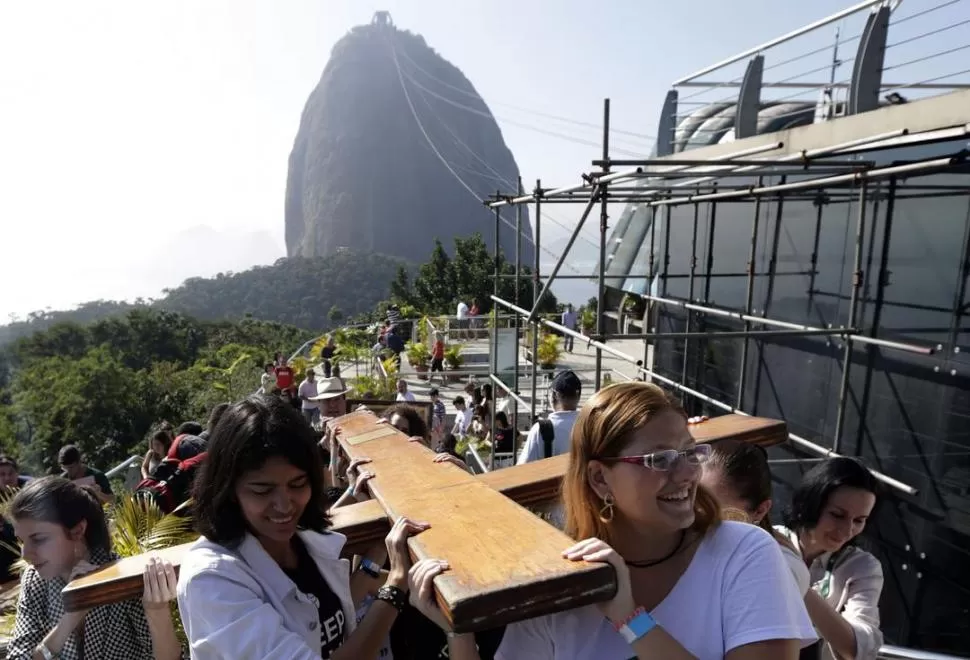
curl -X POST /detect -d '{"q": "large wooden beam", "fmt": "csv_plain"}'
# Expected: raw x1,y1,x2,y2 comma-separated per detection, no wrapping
61,413,787,613
333,410,615,632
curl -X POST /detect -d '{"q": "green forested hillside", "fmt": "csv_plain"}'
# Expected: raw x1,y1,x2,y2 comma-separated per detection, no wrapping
0,310,314,474
0,251,406,347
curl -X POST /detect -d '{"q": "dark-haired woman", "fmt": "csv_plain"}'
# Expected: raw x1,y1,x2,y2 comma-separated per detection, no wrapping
177,395,429,659
701,440,810,594
7,477,181,660
383,403,430,446
410,382,816,659
777,457,883,660
141,429,172,479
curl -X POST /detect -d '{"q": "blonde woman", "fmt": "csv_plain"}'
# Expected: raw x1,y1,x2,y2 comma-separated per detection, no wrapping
409,382,816,659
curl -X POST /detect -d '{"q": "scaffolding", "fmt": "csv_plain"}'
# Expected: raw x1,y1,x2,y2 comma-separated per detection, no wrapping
485,89,970,498
477,0,970,503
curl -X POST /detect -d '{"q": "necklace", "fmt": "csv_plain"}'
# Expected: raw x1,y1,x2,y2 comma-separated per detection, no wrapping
625,529,687,569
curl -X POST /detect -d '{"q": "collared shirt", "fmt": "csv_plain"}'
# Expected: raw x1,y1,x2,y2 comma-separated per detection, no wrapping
776,526,884,660
7,548,162,660
177,529,356,660
396,391,416,402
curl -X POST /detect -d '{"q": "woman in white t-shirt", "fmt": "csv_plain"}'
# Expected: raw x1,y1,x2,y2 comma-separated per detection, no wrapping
408,382,816,659
776,458,884,660
700,439,810,595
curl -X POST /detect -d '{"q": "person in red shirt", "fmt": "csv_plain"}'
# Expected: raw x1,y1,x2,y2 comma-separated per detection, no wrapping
430,332,445,385
274,362,297,407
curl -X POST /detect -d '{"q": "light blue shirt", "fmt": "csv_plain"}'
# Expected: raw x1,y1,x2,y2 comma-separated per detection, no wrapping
517,410,579,464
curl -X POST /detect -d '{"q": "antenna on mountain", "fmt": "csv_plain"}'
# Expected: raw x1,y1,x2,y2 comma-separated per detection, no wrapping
372,11,393,27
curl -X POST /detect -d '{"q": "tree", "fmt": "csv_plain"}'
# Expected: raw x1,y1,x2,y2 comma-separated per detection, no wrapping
389,266,414,307
413,239,454,313
328,305,344,325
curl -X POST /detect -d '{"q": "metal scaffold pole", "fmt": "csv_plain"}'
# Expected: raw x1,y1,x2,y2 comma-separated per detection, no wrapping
531,179,541,424
596,99,610,391
513,175,522,458
491,195,500,470
833,180,868,454
736,177,763,410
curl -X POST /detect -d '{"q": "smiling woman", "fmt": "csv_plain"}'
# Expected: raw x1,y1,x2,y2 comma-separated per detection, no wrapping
409,382,818,659
176,395,430,660
777,458,884,660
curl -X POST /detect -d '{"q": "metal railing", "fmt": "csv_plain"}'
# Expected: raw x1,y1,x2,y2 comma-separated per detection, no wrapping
105,455,141,479
878,645,970,660
659,0,970,155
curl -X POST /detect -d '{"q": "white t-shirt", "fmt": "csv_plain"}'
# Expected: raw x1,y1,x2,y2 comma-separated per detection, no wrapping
517,410,579,464
457,302,469,320
396,391,416,403
298,379,319,410
453,407,474,436
495,522,816,660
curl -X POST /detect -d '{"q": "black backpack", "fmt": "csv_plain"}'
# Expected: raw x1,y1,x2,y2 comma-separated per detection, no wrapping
538,419,555,459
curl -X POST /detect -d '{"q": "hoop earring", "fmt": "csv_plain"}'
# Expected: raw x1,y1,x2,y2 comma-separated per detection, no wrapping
598,493,615,523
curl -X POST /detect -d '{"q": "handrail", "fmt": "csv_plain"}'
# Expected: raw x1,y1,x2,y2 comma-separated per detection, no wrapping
878,645,970,660
491,293,919,497
465,446,490,474
673,0,886,85
105,455,141,479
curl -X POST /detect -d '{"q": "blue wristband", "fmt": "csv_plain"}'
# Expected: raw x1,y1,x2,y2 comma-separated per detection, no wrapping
359,557,382,578
617,609,657,645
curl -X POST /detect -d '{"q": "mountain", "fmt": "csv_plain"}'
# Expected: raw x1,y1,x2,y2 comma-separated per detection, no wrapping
285,12,533,264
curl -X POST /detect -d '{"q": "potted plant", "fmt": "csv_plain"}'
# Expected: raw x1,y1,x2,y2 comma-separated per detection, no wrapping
444,344,464,382
537,334,561,371
579,307,596,336
405,341,431,379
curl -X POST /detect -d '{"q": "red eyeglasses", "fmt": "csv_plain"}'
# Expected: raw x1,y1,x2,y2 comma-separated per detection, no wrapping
597,444,711,472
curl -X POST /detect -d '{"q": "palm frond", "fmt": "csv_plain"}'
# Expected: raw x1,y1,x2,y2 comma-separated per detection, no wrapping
110,494,198,558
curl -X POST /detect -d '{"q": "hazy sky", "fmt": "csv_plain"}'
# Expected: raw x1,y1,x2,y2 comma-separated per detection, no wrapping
1,0,964,317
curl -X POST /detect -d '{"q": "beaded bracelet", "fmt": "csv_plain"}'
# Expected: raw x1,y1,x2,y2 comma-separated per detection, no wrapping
376,585,408,612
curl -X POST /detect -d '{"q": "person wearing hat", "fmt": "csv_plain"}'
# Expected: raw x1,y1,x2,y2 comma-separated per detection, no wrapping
309,377,352,487
309,376,350,423
516,370,582,465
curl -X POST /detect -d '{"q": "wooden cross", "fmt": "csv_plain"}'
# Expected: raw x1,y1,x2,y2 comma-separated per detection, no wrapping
62,413,787,631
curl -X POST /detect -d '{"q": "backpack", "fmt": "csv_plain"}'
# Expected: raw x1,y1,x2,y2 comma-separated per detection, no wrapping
538,419,555,459
134,434,207,513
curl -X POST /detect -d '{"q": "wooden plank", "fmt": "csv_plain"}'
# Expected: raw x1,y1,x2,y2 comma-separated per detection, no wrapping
692,414,787,448
61,413,785,613
61,542,190,611
334,409,615,633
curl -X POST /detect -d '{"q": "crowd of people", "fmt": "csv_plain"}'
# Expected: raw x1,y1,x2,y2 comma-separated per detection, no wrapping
0,349,888,659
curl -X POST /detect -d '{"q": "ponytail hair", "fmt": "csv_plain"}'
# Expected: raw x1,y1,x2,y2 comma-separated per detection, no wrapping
705,440,774,533
8,476,111,554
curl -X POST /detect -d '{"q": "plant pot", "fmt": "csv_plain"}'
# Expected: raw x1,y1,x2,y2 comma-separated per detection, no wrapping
414,363,429,380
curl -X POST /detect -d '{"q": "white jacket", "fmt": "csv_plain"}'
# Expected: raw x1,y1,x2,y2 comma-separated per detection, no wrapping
177,530,356,659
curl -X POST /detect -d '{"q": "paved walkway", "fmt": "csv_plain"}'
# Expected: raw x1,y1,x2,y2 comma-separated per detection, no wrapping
393,335,646,427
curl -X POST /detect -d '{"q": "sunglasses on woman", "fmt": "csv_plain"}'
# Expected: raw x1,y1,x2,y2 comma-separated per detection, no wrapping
598,443,711,471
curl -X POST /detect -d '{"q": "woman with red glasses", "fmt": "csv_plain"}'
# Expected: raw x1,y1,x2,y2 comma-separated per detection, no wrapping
409,381,816,659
